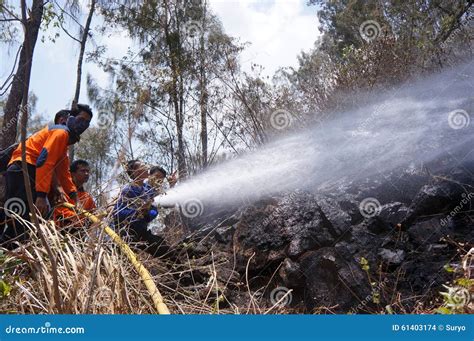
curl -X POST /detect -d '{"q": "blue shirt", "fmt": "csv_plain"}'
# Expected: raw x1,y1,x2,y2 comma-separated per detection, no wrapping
113,183,158,224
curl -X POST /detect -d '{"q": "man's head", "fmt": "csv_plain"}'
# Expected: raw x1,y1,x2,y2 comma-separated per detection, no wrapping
72,104,93,121
66,104,93,140
55,104,93,125
54,110,71,125
149,165,168,189
149,165,167,179
126,160,149,182
149,165,167,188
70,159,91,188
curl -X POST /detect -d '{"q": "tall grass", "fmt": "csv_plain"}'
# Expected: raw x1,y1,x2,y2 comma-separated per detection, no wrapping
0,214,274,314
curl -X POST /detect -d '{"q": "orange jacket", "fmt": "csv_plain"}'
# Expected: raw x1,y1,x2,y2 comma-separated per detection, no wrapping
9,124,77,196
77,190,96,211
53,189,96,226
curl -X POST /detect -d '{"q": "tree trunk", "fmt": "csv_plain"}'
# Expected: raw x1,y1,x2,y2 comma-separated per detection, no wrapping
0,0,43,149
70,0,96,161
17,0,63,313
163,0,187,178
199,1,208,168
177,70,186,177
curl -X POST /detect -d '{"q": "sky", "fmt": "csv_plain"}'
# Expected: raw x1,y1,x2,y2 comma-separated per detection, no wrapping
0,0,320,123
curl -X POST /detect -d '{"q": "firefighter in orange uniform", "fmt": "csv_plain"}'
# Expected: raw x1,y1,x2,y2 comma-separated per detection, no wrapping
53,159,96,229
1,104,93,247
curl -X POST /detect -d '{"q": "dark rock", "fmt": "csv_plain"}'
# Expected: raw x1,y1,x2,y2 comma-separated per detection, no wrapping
169,161,474,313
366,202,411,234
403,181,464,226
398,257,451,300
215,225,236,244
408,218,448,245
300,248,370,312
378,248,405,265
349,224,378,251
233,192,340,269
316,195,352,236
279,258,304,288
334,241,359,258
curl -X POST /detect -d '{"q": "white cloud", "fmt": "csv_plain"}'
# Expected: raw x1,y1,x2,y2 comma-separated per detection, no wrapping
209,0,320,75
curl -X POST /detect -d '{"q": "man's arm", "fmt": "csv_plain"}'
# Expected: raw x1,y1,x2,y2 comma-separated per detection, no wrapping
115,187,139,221
168,170,178,188
56,156,78,200
143,204,158,223
35,130,75,196
35,130,74,214
80,192,96,211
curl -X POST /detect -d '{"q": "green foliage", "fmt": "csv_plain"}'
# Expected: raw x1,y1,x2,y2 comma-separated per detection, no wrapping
454,278,474,288
436,276,473,314
282,0,474,124
0,2,20,43
310,0,471,59
93,0,248,172
40,2,64,43
372,290,380,304
0,250,23,300
385,305,394,314
443,263,456,273
436,306,453,314
359,257,370,272
0,280,11,298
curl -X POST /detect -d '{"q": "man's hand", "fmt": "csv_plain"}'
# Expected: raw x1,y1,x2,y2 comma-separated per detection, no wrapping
168,171,178,187
53,186,69,204
137,200,152,218
69,192,78,203
35,197,49,216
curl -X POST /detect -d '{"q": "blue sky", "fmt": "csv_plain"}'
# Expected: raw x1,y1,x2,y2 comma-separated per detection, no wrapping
0,0,320,124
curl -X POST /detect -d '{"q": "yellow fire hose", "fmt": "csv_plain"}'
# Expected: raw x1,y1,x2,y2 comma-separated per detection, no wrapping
59,202,170,315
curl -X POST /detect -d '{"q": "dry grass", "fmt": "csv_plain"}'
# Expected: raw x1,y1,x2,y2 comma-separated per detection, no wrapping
0,214,280,314
0,217,156,313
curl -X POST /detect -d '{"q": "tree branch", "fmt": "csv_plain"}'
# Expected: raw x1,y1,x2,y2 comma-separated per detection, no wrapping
0,17,21,22
52,0,84,29
58,19,81,43
0,4,22,22
0,44,22,93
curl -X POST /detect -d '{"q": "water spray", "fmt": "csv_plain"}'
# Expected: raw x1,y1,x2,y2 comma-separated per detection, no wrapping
155,62,474,214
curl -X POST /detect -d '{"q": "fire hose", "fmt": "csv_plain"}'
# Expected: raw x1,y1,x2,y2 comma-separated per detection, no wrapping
59,202,170,315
